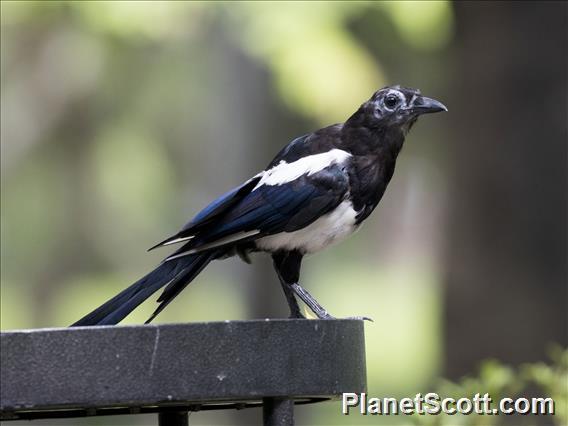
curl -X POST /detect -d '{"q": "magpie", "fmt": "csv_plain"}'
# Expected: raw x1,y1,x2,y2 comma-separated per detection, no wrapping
72,85,446,326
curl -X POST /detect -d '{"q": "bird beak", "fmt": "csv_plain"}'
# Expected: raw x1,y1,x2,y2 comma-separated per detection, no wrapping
411,95,448,114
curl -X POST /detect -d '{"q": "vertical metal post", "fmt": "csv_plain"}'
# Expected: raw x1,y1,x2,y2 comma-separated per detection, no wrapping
263,398,294,426
158,411,189,426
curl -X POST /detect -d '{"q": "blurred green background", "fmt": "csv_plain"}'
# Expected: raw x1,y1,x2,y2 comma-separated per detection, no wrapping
1,1,566,425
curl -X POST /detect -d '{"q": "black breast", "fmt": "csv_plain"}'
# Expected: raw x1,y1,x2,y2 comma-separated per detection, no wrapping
348,153,397,224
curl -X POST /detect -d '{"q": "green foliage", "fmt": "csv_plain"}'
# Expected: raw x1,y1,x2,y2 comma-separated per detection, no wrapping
410,346,568,426
225,1,453,124
1,1,452,125
522,345,568,424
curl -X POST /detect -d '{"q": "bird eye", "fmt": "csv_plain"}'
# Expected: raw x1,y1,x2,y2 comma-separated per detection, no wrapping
384,94,400,110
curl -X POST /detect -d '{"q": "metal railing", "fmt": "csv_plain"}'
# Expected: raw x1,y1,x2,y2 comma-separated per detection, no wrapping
0,319,367,425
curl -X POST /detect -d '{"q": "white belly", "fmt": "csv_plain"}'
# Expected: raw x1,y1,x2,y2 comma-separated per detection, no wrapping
256,200,358,254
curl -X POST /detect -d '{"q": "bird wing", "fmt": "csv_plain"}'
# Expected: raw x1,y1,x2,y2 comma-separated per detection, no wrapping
148,175,262,250
161,162,351,261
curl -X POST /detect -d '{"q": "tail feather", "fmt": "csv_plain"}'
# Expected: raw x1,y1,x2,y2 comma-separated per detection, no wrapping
144,250,217,324
71,252,216,327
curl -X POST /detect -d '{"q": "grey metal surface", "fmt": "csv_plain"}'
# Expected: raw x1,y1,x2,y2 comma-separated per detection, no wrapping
0,319,366,421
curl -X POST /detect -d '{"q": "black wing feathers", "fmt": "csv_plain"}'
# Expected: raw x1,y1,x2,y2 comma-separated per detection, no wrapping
281,166,350,230
163,163,350,258
148,176,261,250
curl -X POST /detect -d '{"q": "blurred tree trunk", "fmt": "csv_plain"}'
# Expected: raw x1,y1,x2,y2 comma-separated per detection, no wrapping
204,22,311,426
444,2,567,378
203,23,309,321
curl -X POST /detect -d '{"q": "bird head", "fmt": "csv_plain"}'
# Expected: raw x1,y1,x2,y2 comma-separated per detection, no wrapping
372,85,446,125
347,85,447,135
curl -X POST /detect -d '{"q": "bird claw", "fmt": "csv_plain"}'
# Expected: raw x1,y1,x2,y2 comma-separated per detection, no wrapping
318,314,373,322
345,315,374,322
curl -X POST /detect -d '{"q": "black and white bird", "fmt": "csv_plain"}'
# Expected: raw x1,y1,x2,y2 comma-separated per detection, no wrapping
73,85,446,327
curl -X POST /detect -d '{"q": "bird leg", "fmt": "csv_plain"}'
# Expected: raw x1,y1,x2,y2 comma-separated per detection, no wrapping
289,283,334,319
278,277,305,319
272,251,306,319
272,251,371,320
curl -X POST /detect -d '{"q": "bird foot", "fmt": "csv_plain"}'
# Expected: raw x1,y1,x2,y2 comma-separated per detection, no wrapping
320,314,373,322
345,315,374,322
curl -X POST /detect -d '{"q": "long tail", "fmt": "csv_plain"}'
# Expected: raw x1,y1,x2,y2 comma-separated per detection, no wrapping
71,250,219,327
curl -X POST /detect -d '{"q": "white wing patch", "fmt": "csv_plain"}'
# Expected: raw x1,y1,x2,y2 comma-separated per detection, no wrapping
254,149,351,190
255,200,358,254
